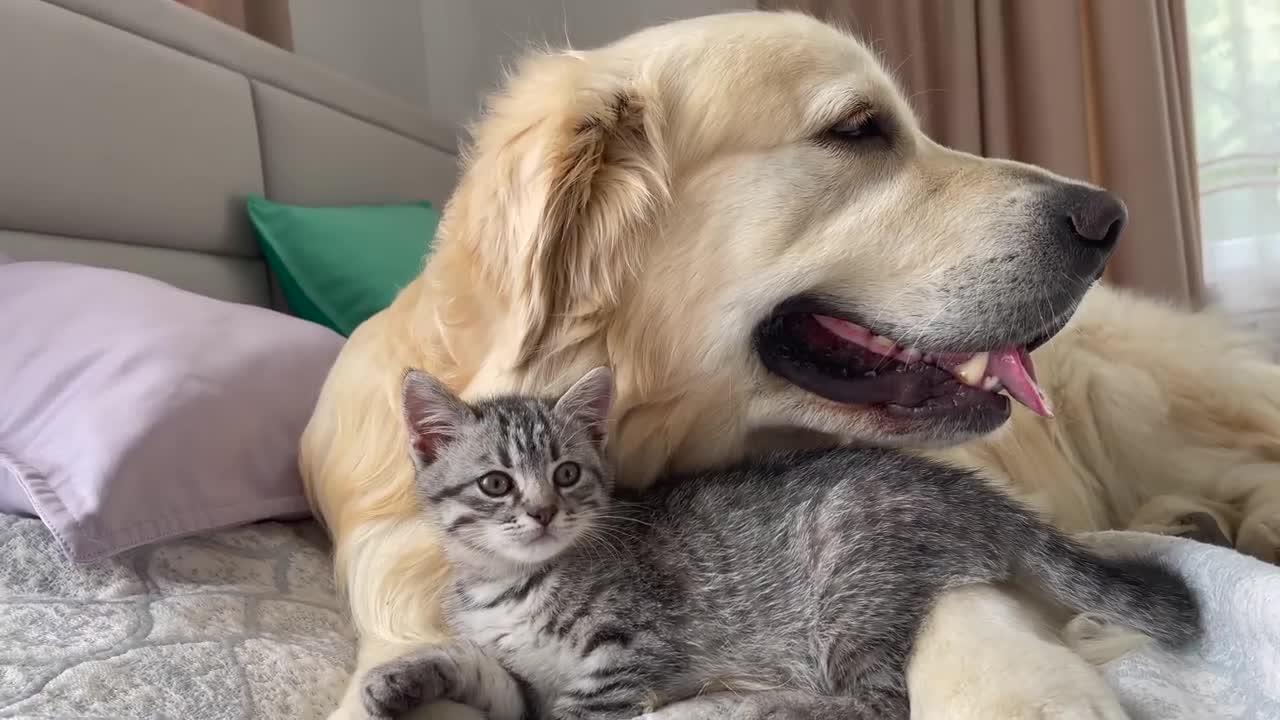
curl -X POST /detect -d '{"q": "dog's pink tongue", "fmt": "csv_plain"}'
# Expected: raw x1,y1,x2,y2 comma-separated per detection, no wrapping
943,347,1053,417
989,348,1053,417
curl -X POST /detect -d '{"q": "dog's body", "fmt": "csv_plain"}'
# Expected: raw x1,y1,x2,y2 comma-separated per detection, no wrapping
302,11,1280,719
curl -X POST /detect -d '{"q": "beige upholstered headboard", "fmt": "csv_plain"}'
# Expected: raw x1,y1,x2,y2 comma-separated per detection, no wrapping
0,0,460,308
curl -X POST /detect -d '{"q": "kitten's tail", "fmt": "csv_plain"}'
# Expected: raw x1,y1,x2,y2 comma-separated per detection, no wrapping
1011,527,1201,650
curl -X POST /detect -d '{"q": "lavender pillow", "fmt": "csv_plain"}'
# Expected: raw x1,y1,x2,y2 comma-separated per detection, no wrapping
0,262,343,562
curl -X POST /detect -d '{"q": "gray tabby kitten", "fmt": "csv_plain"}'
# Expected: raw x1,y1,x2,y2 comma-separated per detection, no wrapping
363,367,1200,720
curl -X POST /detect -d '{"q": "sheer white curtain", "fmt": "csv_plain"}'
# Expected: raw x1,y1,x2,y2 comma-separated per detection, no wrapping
1189,0,1280,294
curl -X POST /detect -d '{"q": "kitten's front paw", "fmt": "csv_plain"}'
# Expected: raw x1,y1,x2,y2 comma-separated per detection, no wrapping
361,656,448,719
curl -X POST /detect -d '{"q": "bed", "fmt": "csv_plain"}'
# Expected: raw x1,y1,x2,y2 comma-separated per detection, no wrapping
0,1,457,717
3,3,1280,720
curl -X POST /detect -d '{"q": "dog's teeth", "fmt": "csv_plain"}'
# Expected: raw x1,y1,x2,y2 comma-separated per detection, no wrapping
981,376,1003,392
870,335,896,354
864,370,878,378
954,352,991,387
899,348,923,364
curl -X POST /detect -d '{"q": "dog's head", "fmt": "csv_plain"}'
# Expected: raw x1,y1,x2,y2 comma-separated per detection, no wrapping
433,11,1123,481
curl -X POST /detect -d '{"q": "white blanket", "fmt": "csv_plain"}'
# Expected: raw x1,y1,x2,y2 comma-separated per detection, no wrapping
1,514,1276,719
1091,531,1280,719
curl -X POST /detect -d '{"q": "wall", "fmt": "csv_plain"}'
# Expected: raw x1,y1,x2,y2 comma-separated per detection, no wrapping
419,0,752,128
290,0,431,109
289,0,751,129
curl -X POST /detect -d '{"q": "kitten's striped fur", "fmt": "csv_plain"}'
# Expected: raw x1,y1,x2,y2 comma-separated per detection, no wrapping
363,367,1200,720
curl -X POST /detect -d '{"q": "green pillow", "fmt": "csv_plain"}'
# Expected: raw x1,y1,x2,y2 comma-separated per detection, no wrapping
246,196,440,336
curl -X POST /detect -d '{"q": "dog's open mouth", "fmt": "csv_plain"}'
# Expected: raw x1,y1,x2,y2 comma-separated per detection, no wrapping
755,300,1060,427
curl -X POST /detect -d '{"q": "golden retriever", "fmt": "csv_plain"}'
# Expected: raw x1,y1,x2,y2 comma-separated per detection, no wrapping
301,11,1280,719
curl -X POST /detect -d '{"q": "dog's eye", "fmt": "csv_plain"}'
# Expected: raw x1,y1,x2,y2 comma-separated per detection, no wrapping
825,113,886,144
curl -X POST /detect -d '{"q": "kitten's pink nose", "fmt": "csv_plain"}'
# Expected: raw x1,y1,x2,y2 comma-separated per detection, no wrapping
526,506,558,527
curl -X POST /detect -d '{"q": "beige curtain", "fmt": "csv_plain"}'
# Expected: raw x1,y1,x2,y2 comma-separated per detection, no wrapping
763,0,1203,307
176,0,293,51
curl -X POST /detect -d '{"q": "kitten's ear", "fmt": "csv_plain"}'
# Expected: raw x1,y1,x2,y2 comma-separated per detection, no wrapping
402,369,471,467
555,367,614,448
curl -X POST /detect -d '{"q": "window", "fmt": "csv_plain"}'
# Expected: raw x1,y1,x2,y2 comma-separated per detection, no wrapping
1188,0,1280,309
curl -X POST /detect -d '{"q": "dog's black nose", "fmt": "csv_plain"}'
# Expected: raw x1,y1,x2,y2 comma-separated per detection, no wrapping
1065,187,1127,248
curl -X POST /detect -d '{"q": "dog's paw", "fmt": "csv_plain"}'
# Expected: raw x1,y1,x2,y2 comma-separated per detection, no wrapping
361,655,449,719
1031,697,1130,720
908,584,1133,720
1127,492,1280,564
911,639,1130,720
992,675,1128,720
1174,511,1234,547
982,670,1130,720
1127,495,1236,547
1236,504,1280,564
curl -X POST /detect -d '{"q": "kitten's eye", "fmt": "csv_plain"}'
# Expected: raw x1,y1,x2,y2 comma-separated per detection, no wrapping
553,462,581,488
825,112,885,144
477,472,513,497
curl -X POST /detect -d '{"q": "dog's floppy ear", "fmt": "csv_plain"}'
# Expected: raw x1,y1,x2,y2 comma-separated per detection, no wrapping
463,52,668,365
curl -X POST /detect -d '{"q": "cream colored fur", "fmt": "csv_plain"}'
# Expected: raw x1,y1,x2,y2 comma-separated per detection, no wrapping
302,11,1280,719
